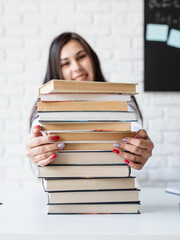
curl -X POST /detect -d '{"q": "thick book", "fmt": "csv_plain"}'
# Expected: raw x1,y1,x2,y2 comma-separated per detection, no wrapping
42,177,135,192
48,202,140,214
38,111,137,122
48,189,140,204
37,101,128,111
38,164,131,178
46,131,136,141
40,93,132,102
48,151,125,165
41,122,131,132
39,80,137,94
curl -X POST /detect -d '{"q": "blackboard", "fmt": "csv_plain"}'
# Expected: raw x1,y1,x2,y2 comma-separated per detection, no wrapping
144,0,180,91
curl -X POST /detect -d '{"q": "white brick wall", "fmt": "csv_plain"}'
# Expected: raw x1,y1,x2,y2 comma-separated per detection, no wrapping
1,0,180,187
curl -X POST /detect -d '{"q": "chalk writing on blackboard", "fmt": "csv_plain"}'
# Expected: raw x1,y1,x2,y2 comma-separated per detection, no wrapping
147,0,180,27
155,12,180,27
148,0,180,9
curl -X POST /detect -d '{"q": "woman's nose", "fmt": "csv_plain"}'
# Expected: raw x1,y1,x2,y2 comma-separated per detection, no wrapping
72,60,82,72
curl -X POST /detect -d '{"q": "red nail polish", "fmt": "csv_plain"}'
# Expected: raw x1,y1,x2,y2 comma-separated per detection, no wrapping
113,149,119,154
52,136,59,141
124,159,130,164
35,125,40,129
51,154,57,160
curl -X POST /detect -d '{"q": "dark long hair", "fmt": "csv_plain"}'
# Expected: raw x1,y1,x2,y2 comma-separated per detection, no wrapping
30,32,142,127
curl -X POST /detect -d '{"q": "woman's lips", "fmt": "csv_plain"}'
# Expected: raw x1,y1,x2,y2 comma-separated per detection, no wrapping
75,74,88,81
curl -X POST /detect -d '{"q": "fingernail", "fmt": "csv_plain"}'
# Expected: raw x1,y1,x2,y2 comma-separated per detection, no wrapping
114,143,120,148
113,149,119,154
136,136,140,139
52,136,59,141
51,154,57,160
121,138,127,143
35,125,40,129
124,159,130,164
58,142,65,149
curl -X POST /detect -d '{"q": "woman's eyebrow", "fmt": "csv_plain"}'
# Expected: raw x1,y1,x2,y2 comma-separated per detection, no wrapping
60,57,68,61
76,50,85,56
60,50,85,61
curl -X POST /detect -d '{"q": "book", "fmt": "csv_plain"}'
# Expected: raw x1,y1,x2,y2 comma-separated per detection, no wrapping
41,122,131,131
58,142,119,151
37,101,128,111
37,79,140,215
46,131,136,141
38,111,137,122
48,189,140,204
38,165,130,178
40,93,132,102
49,151,125,165
42,177,135,192
166,186,180,196
39,80,137,94
48,203,140,214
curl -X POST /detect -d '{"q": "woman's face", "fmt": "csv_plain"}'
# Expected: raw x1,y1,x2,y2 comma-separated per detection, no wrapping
60,39,94,81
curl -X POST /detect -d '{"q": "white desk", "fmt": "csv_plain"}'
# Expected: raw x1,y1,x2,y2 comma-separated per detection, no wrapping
0,185,180,240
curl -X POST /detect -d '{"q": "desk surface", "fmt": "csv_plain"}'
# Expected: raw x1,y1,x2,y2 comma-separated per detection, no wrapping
0,184,180,240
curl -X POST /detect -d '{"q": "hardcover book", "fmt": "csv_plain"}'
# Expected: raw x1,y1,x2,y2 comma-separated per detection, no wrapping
40,93,132,102
38,111,137,122
37,101,128,111
48,189,140,204
41,122,131,132
42,177,135,192
48,151,125,165
46,131,136,141
48,203,140,214
54,141,121,151
38,164,131,178
39,80,137,94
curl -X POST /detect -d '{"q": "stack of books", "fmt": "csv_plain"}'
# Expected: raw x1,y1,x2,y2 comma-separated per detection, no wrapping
37,80,140,214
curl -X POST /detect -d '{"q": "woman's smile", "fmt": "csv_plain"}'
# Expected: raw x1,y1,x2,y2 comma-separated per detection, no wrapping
74,73,88,81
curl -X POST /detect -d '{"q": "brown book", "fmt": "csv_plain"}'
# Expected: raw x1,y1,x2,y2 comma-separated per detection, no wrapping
48,203,140,214
39,80,137,94
47,131,136,141
61,142,119,151
38,165,130,178
41,122,131,132
42,177,135,192
49,151,125,165
37,101,128,111
48,189,139,204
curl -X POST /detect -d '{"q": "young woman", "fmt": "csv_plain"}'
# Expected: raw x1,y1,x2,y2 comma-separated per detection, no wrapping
25,32,154,170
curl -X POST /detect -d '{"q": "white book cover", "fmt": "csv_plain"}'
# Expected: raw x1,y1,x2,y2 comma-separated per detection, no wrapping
38,111,137,122
40,93,131,102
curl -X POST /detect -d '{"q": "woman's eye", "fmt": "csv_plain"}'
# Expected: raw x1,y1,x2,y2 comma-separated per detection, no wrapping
61,62,69,67
78,55,86,60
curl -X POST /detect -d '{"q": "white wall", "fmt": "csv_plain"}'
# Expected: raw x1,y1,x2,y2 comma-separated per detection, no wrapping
1,0,180,187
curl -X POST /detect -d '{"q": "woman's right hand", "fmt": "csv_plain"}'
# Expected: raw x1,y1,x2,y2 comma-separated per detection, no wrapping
25,125,65,166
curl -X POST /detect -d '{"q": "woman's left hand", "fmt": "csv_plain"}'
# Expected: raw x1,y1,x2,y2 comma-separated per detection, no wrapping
113,129,154,170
